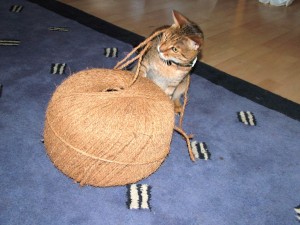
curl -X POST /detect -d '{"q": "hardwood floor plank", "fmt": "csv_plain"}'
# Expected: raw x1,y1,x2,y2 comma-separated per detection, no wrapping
59,0,300,104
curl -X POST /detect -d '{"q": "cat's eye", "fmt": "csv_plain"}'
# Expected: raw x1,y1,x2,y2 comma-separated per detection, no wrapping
172,47,178,53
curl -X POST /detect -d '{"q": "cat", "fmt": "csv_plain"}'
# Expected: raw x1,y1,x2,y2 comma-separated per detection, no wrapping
132,10,204,113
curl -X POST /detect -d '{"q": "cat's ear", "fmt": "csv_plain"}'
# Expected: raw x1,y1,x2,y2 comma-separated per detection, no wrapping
172,10,190,27
188,36,204,50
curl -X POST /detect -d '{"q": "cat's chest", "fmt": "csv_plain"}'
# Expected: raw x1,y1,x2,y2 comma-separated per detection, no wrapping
141,47,192,96
147,66,185,86
152,55,188,77
146,63,188,97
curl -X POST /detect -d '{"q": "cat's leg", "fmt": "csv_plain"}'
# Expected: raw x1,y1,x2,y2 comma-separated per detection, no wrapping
172,76,189,114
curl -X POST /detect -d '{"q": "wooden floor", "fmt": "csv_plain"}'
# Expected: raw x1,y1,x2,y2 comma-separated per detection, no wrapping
59,0,300,104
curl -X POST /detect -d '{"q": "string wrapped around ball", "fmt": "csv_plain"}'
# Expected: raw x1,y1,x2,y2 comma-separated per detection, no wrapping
43,29,194,187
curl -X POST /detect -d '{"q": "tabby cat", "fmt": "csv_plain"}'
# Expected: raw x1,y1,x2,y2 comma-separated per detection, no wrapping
133,10,204,113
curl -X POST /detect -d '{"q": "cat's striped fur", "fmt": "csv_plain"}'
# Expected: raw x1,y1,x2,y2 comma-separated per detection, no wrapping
133,10,204,113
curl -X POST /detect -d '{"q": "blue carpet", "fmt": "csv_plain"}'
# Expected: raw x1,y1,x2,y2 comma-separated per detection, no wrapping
1,0,300,224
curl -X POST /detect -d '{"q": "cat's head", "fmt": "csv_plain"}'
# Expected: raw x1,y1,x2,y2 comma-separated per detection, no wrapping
157,10,204,66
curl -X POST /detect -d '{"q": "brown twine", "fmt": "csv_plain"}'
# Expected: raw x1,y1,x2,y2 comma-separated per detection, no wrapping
45,118,167,165
114,29,195,162
46,30,195,189
177,74,195,161
114,29,166,87
179,74,190,129
44,68,175,187
174,126,195,162
44,27,197,188
114,29,167,70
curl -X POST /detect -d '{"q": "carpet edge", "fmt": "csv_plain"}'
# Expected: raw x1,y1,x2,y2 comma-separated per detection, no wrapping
27,0,300,121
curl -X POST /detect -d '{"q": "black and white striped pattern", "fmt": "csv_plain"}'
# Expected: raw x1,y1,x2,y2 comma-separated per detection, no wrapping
51,63,66,75
48,27,69,32
127,184,151,210
295,205,300,222
104,47,118,57
237,111,256,126
0,40,20,46
191,141,211,160
10,5,24,12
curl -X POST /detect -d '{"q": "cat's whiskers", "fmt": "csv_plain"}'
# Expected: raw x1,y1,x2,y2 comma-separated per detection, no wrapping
158,52,172,66
158,52,194,68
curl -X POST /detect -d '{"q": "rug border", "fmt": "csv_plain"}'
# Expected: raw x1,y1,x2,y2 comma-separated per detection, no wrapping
28,0,300,121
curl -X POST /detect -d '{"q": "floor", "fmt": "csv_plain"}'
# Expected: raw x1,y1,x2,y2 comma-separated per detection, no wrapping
59,0,300,104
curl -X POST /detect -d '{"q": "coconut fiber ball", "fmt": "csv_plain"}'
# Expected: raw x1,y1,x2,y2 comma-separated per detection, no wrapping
44,68,175,187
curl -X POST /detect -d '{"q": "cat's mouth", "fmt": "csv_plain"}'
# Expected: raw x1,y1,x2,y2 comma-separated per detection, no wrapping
160,57,172,66
157,45,197,68
158,51,177,66
159,53,197,68
157,45,172,65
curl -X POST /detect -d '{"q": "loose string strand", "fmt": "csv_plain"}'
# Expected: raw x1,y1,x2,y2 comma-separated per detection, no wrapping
174,126,195,162
179,75,191,129
114,28,167,70
128,42,152,87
